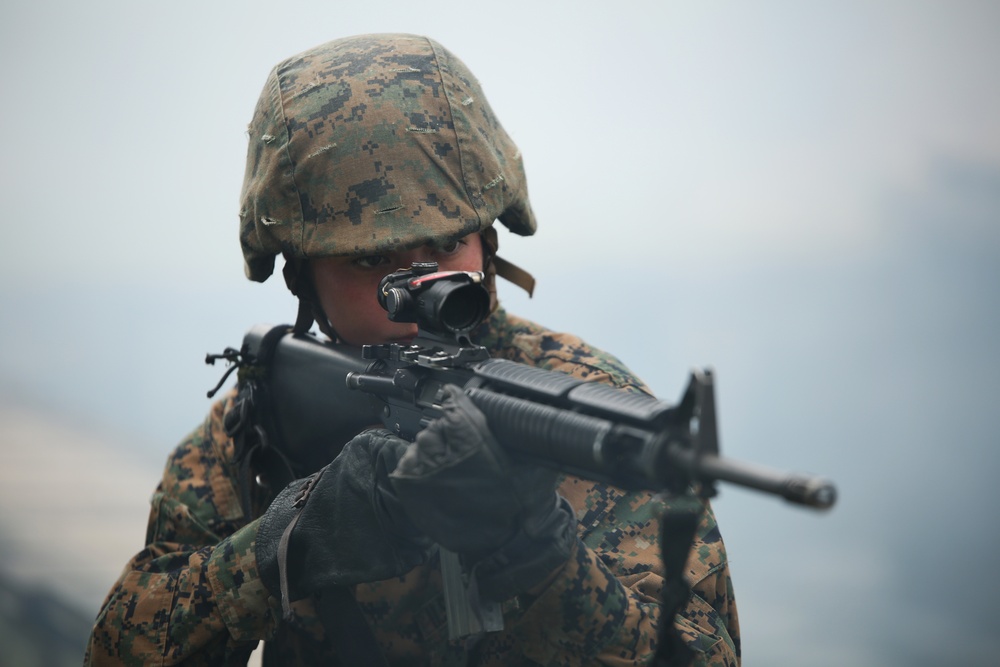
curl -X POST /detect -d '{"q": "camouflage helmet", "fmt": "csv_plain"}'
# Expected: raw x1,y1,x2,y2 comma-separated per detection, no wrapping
239,34,537,283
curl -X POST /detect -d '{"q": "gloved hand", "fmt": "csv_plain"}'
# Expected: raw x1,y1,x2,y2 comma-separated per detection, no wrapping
389,385,576,601
255,428,432,611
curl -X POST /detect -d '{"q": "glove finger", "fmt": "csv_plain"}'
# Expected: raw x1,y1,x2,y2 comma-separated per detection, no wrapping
392,385,503,478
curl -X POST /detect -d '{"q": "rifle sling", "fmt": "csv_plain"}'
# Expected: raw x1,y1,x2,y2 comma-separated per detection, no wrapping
653,504,703,667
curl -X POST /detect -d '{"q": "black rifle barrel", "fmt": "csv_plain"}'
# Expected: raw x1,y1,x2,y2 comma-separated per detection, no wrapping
464,384,836,509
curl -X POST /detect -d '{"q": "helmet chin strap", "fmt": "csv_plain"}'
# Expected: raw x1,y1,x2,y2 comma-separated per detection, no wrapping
480,226,535,312
493,255,535,296
282,255,341,340
293,299,314,336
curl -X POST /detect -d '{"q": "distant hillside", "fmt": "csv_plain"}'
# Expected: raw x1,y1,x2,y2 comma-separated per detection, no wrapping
0,400,162,663
0,570,93,667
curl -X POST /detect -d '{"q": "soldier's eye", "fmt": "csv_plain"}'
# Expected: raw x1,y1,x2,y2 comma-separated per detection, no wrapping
437,239,463,255
354,255,389,269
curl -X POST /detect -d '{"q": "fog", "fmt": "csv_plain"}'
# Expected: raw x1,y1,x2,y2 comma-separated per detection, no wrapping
1,1,998,665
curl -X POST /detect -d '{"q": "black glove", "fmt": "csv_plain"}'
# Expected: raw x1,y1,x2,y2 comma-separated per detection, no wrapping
389,385,576,601
255,428,431,612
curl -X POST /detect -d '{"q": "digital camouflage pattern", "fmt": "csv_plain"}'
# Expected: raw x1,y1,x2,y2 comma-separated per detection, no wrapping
240,34,536,283
85,308,740,666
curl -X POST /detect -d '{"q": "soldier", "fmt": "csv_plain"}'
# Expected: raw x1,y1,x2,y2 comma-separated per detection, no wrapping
85,34,740,666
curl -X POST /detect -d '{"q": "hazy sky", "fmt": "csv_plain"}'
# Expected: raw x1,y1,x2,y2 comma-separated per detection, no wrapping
1,2,999,665
3,0,996,287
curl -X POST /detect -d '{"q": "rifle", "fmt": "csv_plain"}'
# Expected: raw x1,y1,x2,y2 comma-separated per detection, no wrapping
208,262,836,664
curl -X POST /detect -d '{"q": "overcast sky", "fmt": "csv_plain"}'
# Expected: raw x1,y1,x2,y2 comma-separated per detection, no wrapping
1,1,999,665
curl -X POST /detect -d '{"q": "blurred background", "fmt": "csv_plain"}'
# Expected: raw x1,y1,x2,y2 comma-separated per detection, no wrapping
1,1,998,665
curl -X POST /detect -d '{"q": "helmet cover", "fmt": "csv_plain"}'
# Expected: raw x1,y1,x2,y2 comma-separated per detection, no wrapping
239,34,536,282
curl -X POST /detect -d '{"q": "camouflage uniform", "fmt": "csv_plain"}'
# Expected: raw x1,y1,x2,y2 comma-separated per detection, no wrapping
85,308,739,666
86,33,740,666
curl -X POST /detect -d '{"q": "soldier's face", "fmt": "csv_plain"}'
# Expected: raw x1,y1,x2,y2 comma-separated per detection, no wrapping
312,232,485,346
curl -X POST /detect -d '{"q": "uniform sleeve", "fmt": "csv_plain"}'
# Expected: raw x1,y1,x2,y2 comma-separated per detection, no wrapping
490,319,740,665
84,399,281,666
504,482,740,667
